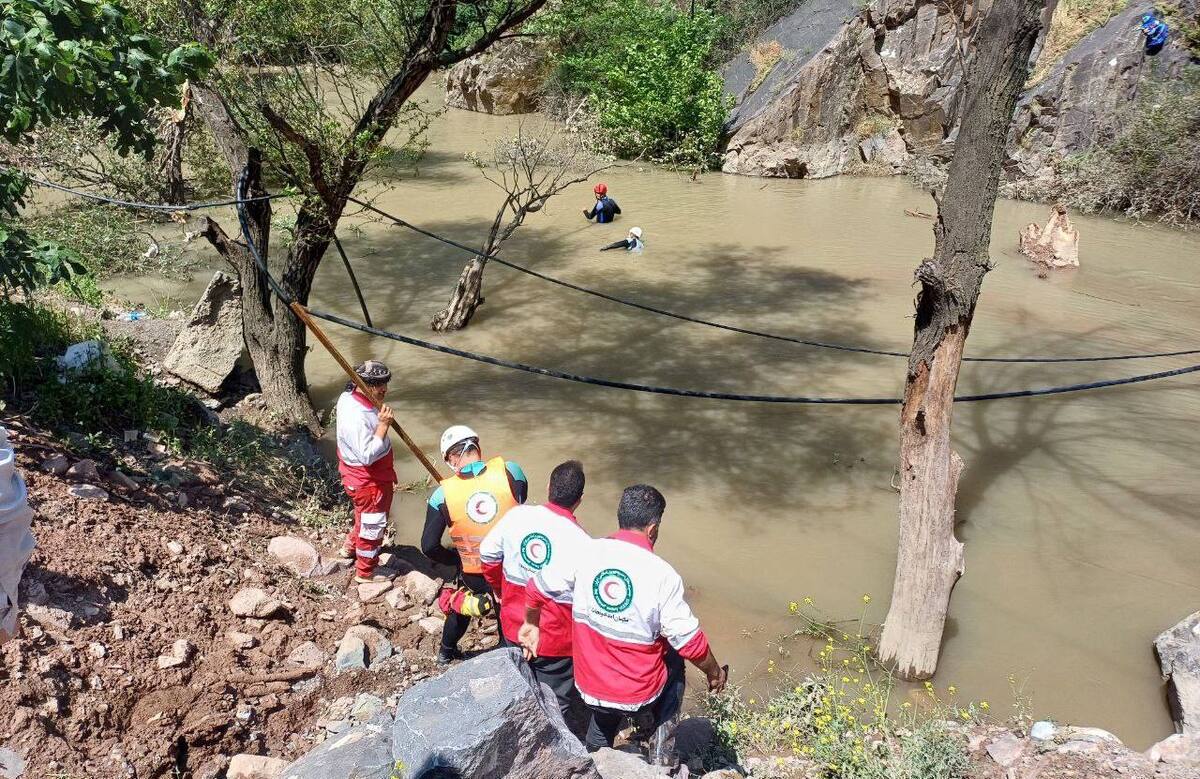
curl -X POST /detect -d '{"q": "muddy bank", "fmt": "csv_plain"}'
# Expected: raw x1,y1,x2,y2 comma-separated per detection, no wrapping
0,416,495,777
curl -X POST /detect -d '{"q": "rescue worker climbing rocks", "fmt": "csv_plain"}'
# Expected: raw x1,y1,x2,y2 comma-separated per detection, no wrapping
336,361,397,584
521,484,727,753
583,182,621,224
422,425,527,664
1140,12,1170,55
479,460,591,735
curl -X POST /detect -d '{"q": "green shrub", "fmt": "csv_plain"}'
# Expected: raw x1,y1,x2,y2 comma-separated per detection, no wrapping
1056,72,1200,225
23,202,189,279
544,0,733,169
0,300,85,392
706,597,979,778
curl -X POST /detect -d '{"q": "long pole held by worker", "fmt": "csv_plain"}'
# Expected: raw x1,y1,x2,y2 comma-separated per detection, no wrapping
290,302,444,481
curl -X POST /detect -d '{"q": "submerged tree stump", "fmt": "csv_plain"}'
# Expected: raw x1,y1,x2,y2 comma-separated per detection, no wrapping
1019,203,1080,268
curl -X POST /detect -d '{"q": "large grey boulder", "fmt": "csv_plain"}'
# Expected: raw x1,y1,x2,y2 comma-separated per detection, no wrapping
444,39,551,115
163,271,247,394
392,648,598,778
281,714,395,779
1155,610,1200,735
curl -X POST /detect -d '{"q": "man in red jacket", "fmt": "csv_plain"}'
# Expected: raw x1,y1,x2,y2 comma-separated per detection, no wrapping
479,460,591,733
335,361,396,583
521,484,726,752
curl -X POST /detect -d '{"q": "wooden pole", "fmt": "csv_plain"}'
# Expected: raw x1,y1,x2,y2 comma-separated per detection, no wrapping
289,302,443,481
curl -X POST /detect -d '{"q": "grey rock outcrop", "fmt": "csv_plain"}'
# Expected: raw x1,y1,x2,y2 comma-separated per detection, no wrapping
722,0,975,178
445,39,551,115
392,648,598,778
1155,610,1200,735
163,271,247,394
721,0,1195,187
281,714,395,779
0,427,35,644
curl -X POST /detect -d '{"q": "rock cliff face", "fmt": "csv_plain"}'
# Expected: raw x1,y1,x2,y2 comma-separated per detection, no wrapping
722,0,987,177
444,39,551,115
721,0,1197,181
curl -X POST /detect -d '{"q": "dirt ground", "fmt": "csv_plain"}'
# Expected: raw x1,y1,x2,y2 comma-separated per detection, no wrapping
0,418,493,778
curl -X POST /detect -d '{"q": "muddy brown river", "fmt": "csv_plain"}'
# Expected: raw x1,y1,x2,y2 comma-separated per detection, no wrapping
111,86,1200,747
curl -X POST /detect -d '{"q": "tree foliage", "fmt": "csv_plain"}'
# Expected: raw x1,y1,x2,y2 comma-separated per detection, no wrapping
0,0,210,294
1,0,210,154
543,0,731,169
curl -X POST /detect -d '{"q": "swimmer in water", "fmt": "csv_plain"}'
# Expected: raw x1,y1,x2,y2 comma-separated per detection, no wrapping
600,226,644,254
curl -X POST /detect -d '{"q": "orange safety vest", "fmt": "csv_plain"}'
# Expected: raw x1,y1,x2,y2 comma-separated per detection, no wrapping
441,456,518,574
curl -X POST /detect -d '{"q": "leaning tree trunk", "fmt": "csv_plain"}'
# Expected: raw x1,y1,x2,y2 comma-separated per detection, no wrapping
431,256,488,331
878,0,1044,680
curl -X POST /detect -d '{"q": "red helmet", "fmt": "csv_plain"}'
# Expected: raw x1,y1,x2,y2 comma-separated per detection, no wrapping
593,183,608,196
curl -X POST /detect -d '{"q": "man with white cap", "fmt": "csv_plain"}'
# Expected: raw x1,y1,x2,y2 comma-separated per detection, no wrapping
335,360,396,583
421,424,527,664
599,226,644,253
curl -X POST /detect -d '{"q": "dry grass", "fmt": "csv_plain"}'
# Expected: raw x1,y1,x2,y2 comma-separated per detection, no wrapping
748,39,786,92
1028,0,1129,85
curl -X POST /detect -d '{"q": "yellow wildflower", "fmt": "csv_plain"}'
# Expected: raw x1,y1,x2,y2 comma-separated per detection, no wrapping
862,594,872,604
980,701,990,710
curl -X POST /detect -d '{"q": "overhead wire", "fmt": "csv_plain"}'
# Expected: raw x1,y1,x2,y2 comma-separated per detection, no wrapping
304,307,1200,405
346,196,1200,365
19,171,1200,406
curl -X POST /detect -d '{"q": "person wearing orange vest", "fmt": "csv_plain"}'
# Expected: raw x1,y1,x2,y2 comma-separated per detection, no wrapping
421,425,527,665
335,361,397,583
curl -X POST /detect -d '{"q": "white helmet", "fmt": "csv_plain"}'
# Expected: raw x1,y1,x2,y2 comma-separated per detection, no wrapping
440,425,479,458
629,226,643,239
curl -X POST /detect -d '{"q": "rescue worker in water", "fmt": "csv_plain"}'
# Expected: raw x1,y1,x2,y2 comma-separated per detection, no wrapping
335,361,397,583
583,182,621,224
421,425,528,664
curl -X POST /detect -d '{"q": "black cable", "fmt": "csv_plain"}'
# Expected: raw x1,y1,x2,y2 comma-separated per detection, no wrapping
347,197,1200,365
333,233,373,327
235,167,292,305
20,171,288,211
306,307,1200,405
31,169,1200,403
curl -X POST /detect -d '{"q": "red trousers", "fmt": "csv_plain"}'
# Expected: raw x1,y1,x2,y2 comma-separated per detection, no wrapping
343,482,393,577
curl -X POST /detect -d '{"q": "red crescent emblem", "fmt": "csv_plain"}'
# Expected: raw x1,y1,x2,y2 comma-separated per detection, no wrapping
604,581,622,600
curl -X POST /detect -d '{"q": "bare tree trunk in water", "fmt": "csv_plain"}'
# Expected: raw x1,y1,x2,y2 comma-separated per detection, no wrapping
431,256,487,332
878,0,1044,681
158,83,191,205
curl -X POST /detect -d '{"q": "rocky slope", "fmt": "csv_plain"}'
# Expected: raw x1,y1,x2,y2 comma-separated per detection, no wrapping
0,417,492,778
720,0,1198,181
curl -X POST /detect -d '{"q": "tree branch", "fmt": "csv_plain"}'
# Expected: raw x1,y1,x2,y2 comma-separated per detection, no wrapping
258,103,333,205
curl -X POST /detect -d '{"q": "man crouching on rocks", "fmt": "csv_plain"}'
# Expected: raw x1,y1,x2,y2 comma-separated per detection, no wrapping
336,360,397,584
520,484,727,752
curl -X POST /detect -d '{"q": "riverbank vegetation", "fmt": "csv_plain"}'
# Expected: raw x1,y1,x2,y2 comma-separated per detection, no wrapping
706,600,982,778
0,296,345,524
1055,71,1200,225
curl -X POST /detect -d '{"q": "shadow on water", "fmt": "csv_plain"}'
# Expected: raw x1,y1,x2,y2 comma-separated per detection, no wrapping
954,326,1200,568
319,216,898,521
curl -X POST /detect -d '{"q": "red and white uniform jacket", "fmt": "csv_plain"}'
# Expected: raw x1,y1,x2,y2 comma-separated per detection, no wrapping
527,530,710,711
478,503,590,657
335,390,396,488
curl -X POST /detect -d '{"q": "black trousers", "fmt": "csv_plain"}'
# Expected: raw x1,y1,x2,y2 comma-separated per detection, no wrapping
583,649,685,752
440,572,495,651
